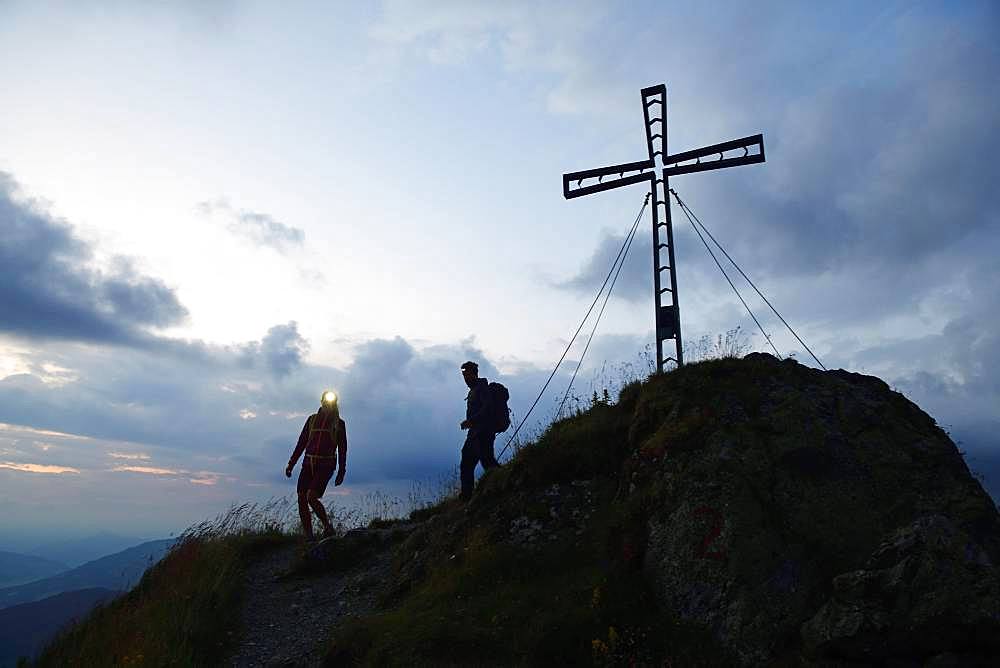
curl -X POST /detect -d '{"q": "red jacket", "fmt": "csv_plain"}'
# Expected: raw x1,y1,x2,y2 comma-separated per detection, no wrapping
289,410,347,472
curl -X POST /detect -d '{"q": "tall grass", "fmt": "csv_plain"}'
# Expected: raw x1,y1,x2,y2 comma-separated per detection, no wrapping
179,496,297,539
35,500,296,667
278,470,465,536
561,328,753,413
685,326,753,362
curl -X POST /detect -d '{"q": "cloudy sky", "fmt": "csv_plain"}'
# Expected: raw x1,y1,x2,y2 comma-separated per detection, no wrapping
1,1,998,547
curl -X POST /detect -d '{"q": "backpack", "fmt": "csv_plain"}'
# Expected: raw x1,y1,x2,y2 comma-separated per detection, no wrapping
487,382,511,434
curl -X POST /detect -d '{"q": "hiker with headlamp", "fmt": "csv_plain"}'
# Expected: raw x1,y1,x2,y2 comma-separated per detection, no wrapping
285,390,347,541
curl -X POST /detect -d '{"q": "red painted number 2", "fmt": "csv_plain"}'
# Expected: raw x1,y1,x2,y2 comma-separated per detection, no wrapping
693,506,727,561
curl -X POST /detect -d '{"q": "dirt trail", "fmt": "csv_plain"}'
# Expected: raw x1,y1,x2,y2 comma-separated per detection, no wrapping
228,540,393,667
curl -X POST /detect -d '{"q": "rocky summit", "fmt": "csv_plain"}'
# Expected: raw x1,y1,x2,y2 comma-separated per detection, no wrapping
624,353,1000,665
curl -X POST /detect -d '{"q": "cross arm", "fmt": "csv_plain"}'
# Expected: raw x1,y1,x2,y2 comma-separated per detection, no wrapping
662,134,765,178
563,159,654,199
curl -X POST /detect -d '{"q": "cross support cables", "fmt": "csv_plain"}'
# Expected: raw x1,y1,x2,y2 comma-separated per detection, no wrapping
562,84,766,372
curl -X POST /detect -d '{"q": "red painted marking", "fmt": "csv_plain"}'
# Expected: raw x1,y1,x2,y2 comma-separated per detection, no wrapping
692,506,727,561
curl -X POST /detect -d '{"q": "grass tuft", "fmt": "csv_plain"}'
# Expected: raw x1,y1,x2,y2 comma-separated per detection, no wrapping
35,500,297,667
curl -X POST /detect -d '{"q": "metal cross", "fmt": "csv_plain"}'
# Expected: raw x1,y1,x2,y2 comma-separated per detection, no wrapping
563,84,765,371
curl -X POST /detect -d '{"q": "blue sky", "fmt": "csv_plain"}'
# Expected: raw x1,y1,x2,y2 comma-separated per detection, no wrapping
1,1,998,547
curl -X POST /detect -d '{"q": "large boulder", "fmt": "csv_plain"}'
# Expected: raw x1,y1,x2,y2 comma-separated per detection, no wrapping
801,514,1000,663
627,353,1000,664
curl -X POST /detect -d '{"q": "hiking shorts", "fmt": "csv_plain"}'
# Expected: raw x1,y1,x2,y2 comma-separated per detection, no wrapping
297,456,336,498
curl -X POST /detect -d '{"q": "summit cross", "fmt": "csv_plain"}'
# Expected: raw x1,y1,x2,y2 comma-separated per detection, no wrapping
563,84,765,371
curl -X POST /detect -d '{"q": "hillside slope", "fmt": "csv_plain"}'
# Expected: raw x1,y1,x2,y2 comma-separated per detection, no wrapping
38,354,1000,666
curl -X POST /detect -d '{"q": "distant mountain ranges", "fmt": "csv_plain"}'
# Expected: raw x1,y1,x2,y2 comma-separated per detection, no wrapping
0,537,175,666
0,538,174,610
0,551,67,589
27,531,149,568
0,588,119,667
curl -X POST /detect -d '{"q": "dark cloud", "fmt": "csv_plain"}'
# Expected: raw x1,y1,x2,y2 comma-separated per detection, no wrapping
561,13,1000,321
235,322,312,378
864,261,1000,431
197,199,304,253
553,230,652,303
0,326,622,489
681,10,997,317
260,322,310,377
0,172,188,345
100,257,189,328
726,69,999,278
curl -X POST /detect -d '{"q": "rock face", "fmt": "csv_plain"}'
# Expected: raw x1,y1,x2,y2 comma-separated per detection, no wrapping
626,353,1000,665
801,514,1000,661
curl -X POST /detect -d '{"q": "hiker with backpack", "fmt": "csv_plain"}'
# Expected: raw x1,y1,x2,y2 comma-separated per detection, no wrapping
458,361,509,501
285,390,347,541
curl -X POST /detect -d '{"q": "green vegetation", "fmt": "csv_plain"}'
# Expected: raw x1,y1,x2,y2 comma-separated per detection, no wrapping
321,361,755,667
325,492,734,666
35,501,296,667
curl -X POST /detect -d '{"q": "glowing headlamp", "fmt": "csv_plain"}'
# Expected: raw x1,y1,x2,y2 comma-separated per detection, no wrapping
321,391,338,405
